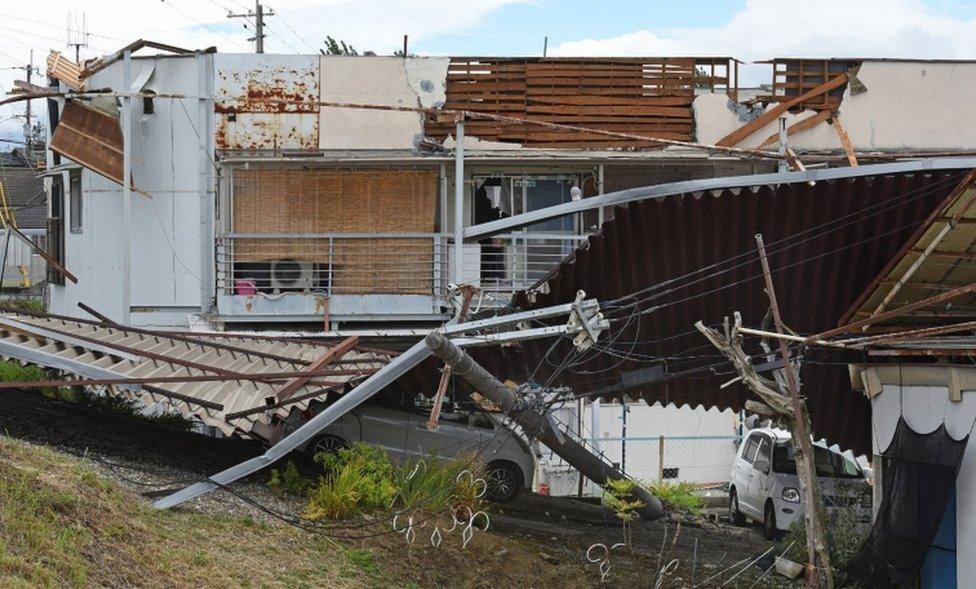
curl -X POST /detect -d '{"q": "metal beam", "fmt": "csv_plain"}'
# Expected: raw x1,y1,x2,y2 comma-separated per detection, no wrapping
153,339,433,509
154,299,599,509
463,158,976,239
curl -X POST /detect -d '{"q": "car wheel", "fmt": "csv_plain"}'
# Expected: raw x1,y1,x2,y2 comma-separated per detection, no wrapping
308,434,347,459
485,461,523,502
763,501,779,540
729,488,746,525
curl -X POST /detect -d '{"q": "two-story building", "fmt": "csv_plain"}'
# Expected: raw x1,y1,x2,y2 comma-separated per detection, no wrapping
36,44,976,330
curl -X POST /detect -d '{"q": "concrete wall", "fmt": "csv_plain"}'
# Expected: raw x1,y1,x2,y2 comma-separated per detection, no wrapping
867,365,976,586
319,56,449,150
695,61,976,151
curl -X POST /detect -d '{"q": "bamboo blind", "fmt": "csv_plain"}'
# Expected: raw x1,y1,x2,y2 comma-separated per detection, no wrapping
232,169,438,295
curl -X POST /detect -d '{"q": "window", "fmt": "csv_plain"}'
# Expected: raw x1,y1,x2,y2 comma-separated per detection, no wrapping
46,176,65,285
69,170,82,233
754,436,772,471
741,433,762,464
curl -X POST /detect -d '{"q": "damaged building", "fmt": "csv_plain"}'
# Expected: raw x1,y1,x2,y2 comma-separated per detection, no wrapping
35,46,976,329
4,40,975,586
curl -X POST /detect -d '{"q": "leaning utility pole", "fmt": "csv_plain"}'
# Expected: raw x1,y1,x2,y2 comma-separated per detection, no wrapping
695,234,834,588
227,1,275,54
754,234,832,587
425,331,663,520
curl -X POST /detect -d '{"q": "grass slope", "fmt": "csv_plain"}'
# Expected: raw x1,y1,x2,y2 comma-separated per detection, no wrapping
0,437,595,588
0,437,382,589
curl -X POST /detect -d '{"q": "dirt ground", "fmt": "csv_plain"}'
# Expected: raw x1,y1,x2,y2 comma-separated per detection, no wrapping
0,389,795,587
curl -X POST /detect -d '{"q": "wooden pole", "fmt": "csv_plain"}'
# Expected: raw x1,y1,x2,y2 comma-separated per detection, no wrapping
755,234,833,588
427,285,475,430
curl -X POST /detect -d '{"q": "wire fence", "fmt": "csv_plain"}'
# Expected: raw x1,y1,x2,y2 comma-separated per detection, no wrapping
539,434,741,496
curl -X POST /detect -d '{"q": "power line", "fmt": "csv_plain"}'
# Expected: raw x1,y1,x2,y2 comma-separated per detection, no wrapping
0,11,124,42
158,0,251,52
263,3,317,53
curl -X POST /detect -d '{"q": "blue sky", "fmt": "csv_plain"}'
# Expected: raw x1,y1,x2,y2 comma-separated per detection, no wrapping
1,0,976,143
410,1,745,56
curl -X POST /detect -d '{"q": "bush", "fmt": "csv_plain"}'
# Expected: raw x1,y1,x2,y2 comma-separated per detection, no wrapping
306,443,397,520
783,484,870,568
394,455,479,513
645,481,706,516
2,299,45,313
268,461,310,497
302,443,485,521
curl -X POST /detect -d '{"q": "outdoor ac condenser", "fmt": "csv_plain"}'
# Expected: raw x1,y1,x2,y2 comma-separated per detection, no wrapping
269,259,317,291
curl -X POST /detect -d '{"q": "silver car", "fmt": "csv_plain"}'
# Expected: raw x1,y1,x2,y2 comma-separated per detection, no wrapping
294,402,536,502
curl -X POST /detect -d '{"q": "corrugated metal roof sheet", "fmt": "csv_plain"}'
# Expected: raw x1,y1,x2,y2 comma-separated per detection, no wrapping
506,168,973,454
844,172,976,329
0,313,391,438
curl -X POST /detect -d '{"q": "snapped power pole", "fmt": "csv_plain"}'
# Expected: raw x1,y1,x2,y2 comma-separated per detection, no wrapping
227,1,276,54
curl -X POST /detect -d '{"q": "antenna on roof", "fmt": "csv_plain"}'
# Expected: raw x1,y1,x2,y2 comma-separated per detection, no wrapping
66,11,89,63
543,36,548,57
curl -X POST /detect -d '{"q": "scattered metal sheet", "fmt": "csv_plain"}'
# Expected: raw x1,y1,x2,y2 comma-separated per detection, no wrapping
50,101,125,186
0,313,391,438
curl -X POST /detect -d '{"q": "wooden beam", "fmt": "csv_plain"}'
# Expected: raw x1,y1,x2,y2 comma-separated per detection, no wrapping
715,73,848,147
273,336,360,402
830,114,858,166
7,225,77,283
808,282,976,342
757,109,832,148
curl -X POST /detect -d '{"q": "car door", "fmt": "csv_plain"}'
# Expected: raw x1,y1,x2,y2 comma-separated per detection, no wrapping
733,433,761,516
408,411,469,459
746,435,773,513
357,405,415,462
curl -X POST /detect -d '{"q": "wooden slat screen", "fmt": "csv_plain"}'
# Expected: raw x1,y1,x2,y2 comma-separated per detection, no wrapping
426,58,702,148
232,169,438,295
760,59,856,111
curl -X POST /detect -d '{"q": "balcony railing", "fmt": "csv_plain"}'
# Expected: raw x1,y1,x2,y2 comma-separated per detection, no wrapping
215,231,587,303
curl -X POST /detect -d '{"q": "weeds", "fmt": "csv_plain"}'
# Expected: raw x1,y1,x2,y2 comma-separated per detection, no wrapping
1,299,45,313
603,478,644,547
645,481,706,516
295,443,485,522
783,483,870,568
268,461,310,497
306,443,397,519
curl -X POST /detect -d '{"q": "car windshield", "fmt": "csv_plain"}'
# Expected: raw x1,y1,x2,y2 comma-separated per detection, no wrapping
772,443,862,478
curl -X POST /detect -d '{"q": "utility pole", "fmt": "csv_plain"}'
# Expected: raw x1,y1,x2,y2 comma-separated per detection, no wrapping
8,52,41,163
66,11,89,63
228,1,276,54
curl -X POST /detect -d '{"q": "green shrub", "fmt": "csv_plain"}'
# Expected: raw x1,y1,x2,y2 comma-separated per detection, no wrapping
2,299,45,313
783,484,870,567
306,443,397,520
268,461,310,497
645,481,706,516
303,443,485,521
394,455,476,513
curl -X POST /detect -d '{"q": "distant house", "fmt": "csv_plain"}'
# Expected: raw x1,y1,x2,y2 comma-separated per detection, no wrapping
0,148,46,290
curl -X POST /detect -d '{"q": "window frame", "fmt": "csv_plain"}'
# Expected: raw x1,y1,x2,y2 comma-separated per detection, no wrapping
68,169,82,234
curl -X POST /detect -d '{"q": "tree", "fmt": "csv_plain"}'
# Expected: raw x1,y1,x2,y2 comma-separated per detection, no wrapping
321,36,375,56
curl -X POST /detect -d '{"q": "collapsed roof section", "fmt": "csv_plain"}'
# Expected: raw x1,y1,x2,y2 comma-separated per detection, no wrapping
424,57,737,148
503,165,976,454
844,171,976,331
0,312,392,439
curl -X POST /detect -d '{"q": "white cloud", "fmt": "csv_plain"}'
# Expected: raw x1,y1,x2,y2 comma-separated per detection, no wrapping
550,0,976,85
0,0,523,142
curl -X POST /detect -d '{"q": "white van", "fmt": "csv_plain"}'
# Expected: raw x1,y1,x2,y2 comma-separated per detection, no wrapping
728,427,871,539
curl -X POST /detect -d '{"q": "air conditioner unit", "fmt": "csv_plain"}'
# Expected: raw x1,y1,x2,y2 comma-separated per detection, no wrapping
269,259,316,292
